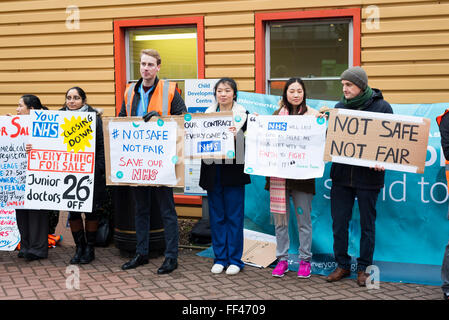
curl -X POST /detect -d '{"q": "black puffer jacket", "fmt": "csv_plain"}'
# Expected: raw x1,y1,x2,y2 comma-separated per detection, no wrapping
330,88,393,190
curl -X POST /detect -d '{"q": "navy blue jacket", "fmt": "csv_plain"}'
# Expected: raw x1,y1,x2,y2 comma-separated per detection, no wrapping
330,88,393,190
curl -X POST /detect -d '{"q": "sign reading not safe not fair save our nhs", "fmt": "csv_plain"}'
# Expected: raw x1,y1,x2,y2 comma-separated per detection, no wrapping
237,91,449,276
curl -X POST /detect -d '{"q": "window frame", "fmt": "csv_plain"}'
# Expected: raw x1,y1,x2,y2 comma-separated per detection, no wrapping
113,16,205,115
255,8,361,94
113,16,205,206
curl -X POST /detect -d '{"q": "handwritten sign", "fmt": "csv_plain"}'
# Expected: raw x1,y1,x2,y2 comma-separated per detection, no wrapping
244,115,327,179
25,110,96,212
104,116,184,187
184,112,234,159
0,116,29,208
324,109,430,173
0,115,29,250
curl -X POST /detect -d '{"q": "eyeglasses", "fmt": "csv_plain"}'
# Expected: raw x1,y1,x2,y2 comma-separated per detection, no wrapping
66,96,81,101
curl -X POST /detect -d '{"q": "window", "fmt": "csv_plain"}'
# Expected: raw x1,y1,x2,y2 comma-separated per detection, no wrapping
255,9,361,100
113,17,204,204
126,26,199,97
267,20,351,100
113,17,205,115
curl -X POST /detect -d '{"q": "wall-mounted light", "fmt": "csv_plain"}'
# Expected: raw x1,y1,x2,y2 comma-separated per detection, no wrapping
135,33,197,41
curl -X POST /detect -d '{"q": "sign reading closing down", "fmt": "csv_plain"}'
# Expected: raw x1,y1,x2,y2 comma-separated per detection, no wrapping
324,109,430,173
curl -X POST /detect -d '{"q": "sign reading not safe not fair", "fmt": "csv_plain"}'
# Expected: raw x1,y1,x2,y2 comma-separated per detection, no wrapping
108,119,178,186
245,115,327,179
25,110,96,212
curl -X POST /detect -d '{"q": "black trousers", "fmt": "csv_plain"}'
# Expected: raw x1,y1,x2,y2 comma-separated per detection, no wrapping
16,209,49,258
330,184,380,272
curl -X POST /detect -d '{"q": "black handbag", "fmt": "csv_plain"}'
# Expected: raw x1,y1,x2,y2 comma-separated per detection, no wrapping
95,216,112,247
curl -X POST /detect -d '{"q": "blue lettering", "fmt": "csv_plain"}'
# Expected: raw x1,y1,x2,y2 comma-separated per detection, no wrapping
268,122,287,131
197,141,221,153
32,122,59,138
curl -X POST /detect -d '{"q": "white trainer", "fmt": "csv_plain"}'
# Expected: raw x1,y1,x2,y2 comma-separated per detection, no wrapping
211,264,224,274
225,264,240,275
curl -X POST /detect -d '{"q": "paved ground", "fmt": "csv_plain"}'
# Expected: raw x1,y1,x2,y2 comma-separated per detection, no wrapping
0,244,443,301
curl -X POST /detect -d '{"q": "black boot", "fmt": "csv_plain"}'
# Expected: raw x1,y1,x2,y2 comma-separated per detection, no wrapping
70,230,86,264
80,231,96,264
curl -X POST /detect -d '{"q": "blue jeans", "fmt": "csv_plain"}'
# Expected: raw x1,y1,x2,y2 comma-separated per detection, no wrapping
330,184,380,272
133,186,179,258
207,167,245,269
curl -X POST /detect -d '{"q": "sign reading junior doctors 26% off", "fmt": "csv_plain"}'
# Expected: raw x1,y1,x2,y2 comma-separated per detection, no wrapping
25,110,96,212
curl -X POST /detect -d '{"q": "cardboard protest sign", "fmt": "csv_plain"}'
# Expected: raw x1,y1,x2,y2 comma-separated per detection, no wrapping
244,114,327,179
324,109,430,173
103,116,185,187
242,229,277,268
0,115,29,250
184,112,235,159
25,110,96,212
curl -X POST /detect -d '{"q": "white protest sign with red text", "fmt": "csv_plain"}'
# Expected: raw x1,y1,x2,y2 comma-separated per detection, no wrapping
25,110,96,212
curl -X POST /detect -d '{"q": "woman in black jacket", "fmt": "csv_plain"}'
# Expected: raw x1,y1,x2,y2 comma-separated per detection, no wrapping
15,95,51,261
199,78,251,275
60,87,106,265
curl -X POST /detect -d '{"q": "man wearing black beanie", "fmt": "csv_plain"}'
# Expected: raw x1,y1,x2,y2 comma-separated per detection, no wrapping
326,66,393,286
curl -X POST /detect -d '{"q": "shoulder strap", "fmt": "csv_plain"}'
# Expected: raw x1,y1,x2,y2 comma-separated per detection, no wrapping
124,82,137,117
161,80,170,116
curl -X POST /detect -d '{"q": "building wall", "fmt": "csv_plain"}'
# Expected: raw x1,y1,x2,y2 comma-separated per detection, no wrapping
0,0,448,116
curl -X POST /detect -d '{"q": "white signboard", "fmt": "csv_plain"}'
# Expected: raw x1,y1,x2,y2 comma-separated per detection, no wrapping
184,158,207,196
244,115,327,179
25,110,96,212
0,115,29,209
184,112,235,159
184,79,219,113
0,115,29,250
107,119,178,186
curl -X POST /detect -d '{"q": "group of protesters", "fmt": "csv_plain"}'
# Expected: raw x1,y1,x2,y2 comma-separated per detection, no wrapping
6,48,449,299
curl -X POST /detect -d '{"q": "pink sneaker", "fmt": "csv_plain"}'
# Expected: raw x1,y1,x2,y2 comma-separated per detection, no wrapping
297,260,311,278
272,260,289,277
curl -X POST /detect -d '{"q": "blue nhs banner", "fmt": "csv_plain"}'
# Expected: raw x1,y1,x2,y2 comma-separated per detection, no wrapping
237,90,449,286
197,140,221,154
32,111,60,138
267,122,287,131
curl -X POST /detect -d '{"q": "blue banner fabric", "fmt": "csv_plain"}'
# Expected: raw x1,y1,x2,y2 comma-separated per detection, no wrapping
236,91,449,286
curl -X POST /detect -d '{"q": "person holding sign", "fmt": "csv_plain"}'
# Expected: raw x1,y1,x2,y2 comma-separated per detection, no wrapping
199,78,251,275
326,67,392,286
14,95,51,261
60,87,106,265
266,78,319,279
119,49,186,274
436,110,449,300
